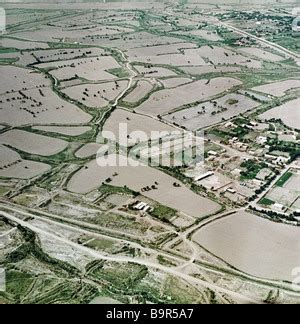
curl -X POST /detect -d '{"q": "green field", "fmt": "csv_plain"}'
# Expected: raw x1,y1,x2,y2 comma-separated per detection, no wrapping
259,197,275,206
276,172,293,187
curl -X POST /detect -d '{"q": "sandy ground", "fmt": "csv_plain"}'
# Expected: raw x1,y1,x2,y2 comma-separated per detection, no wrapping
62,81,128,108
124,80,153,103
0,130,68,156
0,144,50,179
137,77,242,116
253,80,300,97
75,143,104,159
164,93,260,130
67,154,220,218
32,126,92,136
101,108,176,145
193,211,300,282
239,47,284,62
259,98,300,129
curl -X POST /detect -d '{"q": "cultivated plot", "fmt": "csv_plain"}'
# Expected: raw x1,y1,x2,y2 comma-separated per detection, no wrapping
101,108,176,145
62,81,128,108
0,144,50,179
253,80,300,97
193,211,300,282
75,143,104,159
0,130,68,156
123,80,153,103
0,86,92,126
38,56,121,81
238,47,285,62
164,94,260,130
32,126,92,137
259,98,300,129
137,77,242,116
67,154,221,219
0,38,49,50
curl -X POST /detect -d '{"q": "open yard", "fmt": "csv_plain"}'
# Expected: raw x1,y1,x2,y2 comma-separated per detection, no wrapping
67,154,220,219
193,211,300,282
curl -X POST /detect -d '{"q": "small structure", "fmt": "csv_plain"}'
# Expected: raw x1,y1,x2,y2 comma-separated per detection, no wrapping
194,171,214,182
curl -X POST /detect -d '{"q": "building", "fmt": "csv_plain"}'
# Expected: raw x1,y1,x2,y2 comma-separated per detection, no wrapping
194,171,214,182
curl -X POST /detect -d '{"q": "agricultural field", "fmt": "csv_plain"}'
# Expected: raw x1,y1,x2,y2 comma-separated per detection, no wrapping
193,211,300,282
0,130,68,156
253,80,300,97
259,98,300,129
137,77,242,116
261,170,300,213
101,108,176,145
238,47,285,62
32,126,92,137
61,81,128,108
123,80,153,103
0,1,300,305
0,144,50,179
75,143,104,158
164,93,260,130
67,154,220,219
